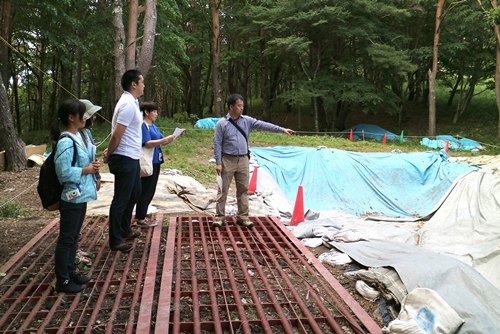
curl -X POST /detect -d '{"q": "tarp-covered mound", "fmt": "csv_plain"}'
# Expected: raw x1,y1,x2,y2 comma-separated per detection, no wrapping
420,135,482,151
341,124,400,141
250,146,477,219
194,117,222,129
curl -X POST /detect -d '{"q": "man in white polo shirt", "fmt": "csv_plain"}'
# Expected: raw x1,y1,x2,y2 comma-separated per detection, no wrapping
103,69,145,252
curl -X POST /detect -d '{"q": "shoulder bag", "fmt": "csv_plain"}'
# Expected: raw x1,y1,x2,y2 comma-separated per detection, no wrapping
140,124,154,177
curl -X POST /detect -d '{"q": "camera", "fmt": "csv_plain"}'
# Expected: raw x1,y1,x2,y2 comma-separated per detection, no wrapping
65,186,82,201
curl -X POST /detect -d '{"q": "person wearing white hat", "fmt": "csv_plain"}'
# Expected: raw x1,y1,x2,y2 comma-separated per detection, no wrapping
76,99,102,265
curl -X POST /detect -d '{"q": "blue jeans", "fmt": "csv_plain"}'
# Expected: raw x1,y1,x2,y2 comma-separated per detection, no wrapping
108,154,141,246
55,200,86,285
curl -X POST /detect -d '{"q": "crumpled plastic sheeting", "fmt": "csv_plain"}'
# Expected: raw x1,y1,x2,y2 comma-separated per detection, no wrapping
89,172,275,217
420,135,482,151
382,288,464,334
418,170,500,290
322,228,368,242
287,218,343,239
318,250,352,265
300,238,324,248
251,146,476,218
329,239,500,333
296,212,420,245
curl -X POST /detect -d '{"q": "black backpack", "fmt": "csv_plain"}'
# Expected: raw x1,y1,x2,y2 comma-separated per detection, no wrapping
37,135,77,211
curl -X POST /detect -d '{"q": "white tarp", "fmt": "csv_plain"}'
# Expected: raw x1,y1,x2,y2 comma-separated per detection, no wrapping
328,239,500,333
418,170,500,290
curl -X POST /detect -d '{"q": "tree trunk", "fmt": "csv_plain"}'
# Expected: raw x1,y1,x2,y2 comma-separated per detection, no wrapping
1,0,12,90
447,74,462,106
453,76,476,123
211,0,223,116
112,0,126,100
428,0,445,137
334,101,349,131
493,2,500,139
126,0,138,70
187,0,202,118
259,29,271,121
34,41,46,131
0,72,26,171
136,0,156,76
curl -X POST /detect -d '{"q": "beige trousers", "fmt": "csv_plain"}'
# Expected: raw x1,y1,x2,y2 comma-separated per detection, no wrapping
216,154,249,221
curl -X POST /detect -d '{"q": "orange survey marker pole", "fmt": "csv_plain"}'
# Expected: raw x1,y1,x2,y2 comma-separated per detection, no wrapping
248,166,258,194
444,140,449,152
290,185,305,226
349,129,353,141
382,133,387,145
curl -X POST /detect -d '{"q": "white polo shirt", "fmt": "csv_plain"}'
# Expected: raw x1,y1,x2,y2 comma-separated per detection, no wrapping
111,91,142,159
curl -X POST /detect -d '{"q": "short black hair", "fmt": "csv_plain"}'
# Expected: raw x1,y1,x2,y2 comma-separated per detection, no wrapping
121,69,142,91
227,93,243,109
140,101,158,113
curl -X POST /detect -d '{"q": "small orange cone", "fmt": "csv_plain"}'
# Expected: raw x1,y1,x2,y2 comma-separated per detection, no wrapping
349,129,353,141
248,166,258,194
290,185,304,226
382,133,387,145
444,140,449,152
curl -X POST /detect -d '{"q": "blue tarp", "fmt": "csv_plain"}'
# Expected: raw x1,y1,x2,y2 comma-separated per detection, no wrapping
250,146,477,218
420,135,481,151
341,124,401,141
194,117,222,129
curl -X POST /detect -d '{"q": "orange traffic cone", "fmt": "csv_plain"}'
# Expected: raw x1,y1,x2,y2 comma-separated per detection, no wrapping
248,166,258,194
349,129,353,141
444,140,449,152
382,133,387,145
290,186,304,226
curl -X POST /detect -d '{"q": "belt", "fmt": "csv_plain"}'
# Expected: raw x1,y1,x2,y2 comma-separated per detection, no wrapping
223,153,247,157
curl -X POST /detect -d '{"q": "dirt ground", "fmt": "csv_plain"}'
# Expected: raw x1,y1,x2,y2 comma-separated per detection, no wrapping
0,167,386,329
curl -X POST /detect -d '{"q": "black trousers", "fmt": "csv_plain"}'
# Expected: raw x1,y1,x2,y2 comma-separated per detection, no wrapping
108,154,141,246
136,163,161,220
55,200,86,285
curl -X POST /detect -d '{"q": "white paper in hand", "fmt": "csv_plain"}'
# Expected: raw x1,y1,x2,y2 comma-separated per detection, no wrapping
217,174,223,190
173,127,185,138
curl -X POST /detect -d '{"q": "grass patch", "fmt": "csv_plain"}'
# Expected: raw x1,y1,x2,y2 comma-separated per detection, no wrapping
0,200,25,218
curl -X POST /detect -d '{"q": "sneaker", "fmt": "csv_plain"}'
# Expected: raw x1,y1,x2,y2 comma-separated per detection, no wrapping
124,231,141,240
212,218,225,228
137,218,158,227
55,280,85,294
110,243,134,253
237,219,254,229
70,274,91,285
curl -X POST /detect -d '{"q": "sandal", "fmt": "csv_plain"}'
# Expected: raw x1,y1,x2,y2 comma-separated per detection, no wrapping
137,218,158,227
75,250,92,265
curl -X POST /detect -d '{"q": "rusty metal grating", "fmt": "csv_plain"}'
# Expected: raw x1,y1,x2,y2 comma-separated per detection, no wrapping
156,216,381,334
0,214,163,334
0,215,381,334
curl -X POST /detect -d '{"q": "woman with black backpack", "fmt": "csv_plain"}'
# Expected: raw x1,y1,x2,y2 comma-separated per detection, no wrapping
50,99,100,294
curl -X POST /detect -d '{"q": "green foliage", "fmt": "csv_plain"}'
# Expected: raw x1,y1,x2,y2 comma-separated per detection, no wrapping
0,200,25,218
487,7,500,26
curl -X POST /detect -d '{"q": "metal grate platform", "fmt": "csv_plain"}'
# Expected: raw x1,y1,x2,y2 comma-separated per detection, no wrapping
157,216,381,334
0,215,381,334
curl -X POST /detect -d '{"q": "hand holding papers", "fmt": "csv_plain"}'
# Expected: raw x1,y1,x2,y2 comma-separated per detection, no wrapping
173,127,185,139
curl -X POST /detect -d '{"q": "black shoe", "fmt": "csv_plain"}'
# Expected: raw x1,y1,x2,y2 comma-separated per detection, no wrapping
110,243,133,253
237,219,254,229
71,274,91,285
124,231,141,240
212,218,225,228
55,280,85,294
